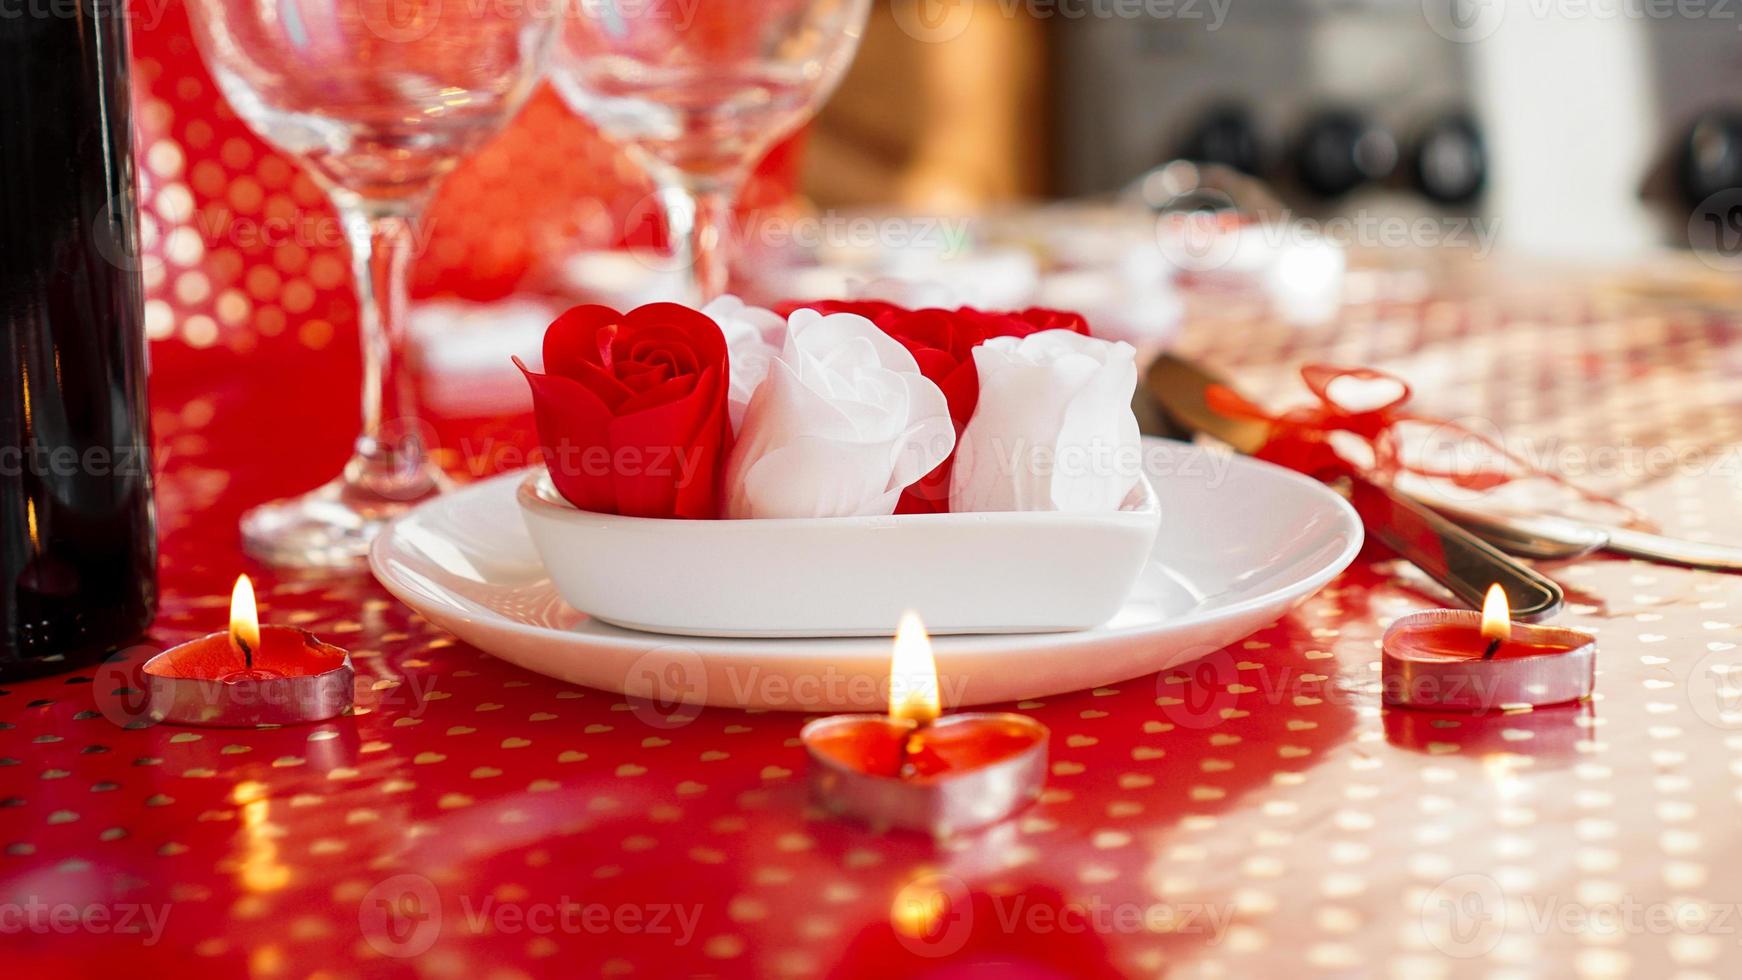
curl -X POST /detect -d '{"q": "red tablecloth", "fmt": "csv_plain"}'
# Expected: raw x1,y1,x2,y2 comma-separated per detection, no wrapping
7,254,1742,977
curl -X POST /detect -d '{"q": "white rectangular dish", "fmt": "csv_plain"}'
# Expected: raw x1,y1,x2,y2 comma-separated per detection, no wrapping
517,472,1162,637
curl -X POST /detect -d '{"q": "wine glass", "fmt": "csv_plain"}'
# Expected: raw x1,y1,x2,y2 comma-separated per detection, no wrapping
183,0,562,567
550,0,871,303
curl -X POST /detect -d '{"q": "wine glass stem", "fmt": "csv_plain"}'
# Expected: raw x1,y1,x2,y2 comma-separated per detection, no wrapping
657,180,735,304
337,202,434,499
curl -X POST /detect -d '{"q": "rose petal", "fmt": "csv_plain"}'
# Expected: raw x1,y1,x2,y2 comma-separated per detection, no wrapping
517,358,619,515
949,330,1139,514
725,311,954,518
543,305,621,377
607,365,728,519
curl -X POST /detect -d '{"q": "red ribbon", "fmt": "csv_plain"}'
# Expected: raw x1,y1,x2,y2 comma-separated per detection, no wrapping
1206,364,1646,527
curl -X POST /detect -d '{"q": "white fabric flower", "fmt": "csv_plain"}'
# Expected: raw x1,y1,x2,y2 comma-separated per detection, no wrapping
701,294,785,435
949,330,1142,513
724,309,955,519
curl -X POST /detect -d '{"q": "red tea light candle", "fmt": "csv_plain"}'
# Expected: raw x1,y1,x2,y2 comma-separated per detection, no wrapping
141,575,354,727
1382,584,1595,712
800,612,1048,836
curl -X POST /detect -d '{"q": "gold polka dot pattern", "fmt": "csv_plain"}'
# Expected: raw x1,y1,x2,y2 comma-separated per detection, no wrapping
6,256,1742,975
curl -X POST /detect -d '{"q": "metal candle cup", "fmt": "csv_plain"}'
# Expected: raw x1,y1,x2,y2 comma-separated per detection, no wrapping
139,575,354,727
800,611,1049,835
801,712,1049,836
1381,609,1595,712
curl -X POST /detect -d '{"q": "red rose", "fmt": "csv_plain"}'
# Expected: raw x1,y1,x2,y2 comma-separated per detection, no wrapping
771,298,907,328
950,306,1092,340
516,303,732,519
877,306,1092,513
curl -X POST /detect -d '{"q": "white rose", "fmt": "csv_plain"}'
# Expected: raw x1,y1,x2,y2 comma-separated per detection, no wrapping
701,294,785,435
724,310,955,519
948,330,1142,513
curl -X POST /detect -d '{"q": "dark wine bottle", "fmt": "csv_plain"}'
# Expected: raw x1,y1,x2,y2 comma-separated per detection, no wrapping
1,1,158,681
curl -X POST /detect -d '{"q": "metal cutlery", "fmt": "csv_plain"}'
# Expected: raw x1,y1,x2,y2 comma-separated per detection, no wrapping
1142,353,1742,574
1143,354,1565,620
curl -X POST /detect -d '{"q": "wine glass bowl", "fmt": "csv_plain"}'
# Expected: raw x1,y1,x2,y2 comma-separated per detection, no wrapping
183,0,561,566
550,0,871,300
191,0,555,203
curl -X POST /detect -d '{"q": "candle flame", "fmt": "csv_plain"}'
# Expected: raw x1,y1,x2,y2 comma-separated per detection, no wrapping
1480,584,1512,644
889,611,940,726
230,574,261,664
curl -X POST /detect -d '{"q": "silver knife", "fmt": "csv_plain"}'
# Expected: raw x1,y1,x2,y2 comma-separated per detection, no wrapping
1144,354,1742,573
1594,526,1742,571
1416,496,1609,561
1145,354,1564,620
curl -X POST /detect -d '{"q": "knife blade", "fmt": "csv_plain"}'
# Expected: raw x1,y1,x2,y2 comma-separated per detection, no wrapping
1143,353,1742,573
1145,354,1564,621
1343,476,1564,621
1596,526,1742,572
1415,496,1610,561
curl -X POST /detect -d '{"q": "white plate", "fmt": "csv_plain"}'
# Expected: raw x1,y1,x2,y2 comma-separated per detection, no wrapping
518,471,1161,637
369,439,1362,711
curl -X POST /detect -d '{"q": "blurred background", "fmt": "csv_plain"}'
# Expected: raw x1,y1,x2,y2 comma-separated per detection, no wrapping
134,0,1742,454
